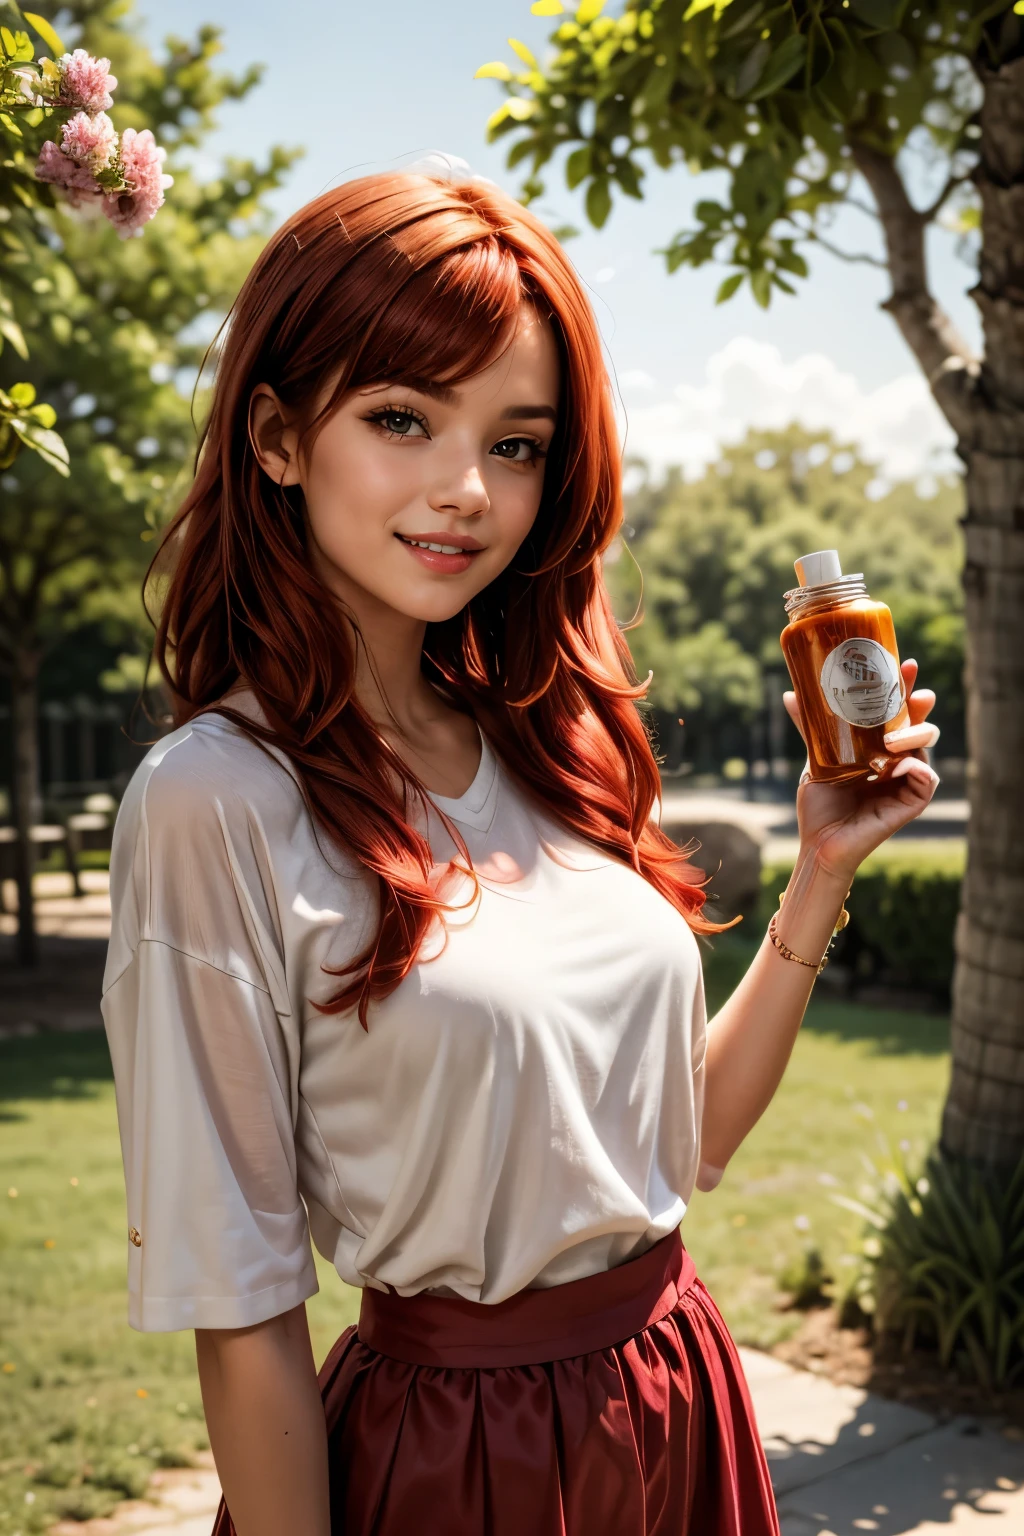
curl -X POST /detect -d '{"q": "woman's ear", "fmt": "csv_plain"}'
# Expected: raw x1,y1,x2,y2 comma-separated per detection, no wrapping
248,384,302,486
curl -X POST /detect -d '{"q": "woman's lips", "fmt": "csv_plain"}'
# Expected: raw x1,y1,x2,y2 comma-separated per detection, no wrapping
395,533,481,574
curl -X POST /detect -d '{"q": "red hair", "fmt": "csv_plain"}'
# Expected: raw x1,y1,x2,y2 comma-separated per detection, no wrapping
151,171,721,1028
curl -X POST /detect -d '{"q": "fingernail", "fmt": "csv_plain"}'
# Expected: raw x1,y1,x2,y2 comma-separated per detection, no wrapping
884,726,918,744
891,758,938,784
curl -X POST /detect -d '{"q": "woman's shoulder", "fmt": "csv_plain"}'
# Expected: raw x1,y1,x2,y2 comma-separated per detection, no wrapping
120,693,302,837
104,698,311,994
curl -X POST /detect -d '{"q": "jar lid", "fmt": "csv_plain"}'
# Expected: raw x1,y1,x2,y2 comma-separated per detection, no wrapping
795,549,843,587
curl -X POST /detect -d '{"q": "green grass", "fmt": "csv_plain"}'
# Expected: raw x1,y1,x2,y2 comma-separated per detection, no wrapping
687,935,949,1344
0,951,949,1529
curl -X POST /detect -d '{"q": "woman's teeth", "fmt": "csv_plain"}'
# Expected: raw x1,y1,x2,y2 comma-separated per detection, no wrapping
400,537,469,555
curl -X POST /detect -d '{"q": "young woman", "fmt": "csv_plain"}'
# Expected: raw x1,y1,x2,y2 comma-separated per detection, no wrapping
101,168,940,1536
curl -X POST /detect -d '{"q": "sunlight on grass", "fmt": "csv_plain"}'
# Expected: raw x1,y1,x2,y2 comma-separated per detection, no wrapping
0,960,949,1527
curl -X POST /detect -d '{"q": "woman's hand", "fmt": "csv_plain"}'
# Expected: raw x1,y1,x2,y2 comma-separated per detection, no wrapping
783,658,940,884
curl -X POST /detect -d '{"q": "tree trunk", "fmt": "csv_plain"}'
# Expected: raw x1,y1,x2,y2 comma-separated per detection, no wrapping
10,652,42,968
940,54,1024,1171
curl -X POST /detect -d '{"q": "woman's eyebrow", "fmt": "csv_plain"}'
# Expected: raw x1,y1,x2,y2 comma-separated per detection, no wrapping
366,376,557,424
500,403,558,423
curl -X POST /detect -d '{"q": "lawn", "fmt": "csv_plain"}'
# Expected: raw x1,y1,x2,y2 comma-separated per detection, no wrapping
0,937,950,1532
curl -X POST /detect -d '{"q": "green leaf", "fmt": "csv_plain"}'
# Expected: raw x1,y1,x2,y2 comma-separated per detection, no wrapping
0,315,28,358
576,0,605,22
735,38,770,96
8,380,36,407
1,27,34,61
695,199,729,227
745,33,808,101
23,10,66,56
585,175,612,228
505,97,536,121
613,157,643,199
715,271,744,304
849,0,902,28
11,417,70,475
475,61,513,81
0,111,23,137
531,0,565,13
565,143,592,189
485,98,537,132
750,268,772,307
507,37,537,68
684,0,735,17
776,247,809,277
29,400,56,427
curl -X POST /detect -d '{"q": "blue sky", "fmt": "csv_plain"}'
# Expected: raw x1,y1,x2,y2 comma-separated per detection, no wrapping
134,0,975,482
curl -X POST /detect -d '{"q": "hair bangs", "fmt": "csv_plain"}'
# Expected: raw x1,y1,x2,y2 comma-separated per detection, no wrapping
343,235,532,401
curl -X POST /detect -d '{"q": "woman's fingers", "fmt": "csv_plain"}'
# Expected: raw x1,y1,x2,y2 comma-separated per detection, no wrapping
889,755,940,792
905,687,936,725
883,721,940,753
782,690,806,744
900,657,920,694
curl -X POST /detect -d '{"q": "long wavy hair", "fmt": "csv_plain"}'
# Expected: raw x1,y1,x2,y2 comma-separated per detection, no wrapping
151,170,722,1028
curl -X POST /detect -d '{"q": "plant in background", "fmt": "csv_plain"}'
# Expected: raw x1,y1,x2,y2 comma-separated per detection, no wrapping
833,1141,1024,1390
776,1245,834,1311
0,0,299,967
0,5,170,488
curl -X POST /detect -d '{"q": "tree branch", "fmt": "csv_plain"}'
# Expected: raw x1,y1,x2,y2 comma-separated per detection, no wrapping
850,139,979,439
922,169,973,224
844,194,882,222
811,234,887,269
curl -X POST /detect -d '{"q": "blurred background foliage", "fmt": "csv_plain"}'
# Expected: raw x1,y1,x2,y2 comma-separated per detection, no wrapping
0,0,299,796
605,424,964,771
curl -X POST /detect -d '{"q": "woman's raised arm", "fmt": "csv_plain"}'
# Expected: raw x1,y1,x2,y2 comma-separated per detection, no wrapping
195,1303,330,1536
696,658,940,1189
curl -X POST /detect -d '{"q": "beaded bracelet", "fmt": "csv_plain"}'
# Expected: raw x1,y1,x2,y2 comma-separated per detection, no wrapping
768,889,851,978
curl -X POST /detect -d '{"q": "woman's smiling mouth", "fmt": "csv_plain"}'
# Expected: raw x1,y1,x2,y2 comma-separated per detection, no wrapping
395,531,484,573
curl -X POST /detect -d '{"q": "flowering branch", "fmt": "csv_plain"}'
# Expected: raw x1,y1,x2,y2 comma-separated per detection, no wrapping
1,35,172,238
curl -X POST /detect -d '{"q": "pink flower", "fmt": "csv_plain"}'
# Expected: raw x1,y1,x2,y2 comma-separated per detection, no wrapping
58,49,117,114
60,110,116,171
34,138,103,207
102,128,173,238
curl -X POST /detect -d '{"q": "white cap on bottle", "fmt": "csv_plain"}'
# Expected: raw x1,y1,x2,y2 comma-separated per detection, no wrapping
794,549,843,588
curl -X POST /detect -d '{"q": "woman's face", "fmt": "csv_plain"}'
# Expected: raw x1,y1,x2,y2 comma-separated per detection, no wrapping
250,302,561,628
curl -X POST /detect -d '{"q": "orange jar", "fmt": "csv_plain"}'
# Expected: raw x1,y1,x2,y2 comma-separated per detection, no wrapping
780,550,910,784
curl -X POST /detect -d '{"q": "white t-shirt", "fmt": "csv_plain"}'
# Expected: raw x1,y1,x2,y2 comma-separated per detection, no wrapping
101,706,707,1332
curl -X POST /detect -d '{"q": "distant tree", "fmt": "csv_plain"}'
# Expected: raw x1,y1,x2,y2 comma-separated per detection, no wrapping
480,0,1023,1172
606,426,964,765
0,0,297,964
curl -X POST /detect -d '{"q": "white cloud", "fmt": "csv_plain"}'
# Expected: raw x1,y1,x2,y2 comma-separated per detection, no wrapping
615,336,957,484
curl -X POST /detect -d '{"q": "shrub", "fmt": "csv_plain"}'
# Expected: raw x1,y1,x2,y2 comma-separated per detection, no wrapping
761,845,965,997
777,1245,833,1310
833,1142,1024,1389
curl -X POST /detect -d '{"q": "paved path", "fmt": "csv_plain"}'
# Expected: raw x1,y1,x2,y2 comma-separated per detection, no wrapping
49,1348,1023,1536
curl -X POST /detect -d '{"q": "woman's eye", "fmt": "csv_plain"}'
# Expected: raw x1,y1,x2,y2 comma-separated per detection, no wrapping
370,408,426,438
492,437,544,464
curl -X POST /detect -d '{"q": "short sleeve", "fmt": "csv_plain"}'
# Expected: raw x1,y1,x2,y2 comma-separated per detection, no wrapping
102,939,319,1332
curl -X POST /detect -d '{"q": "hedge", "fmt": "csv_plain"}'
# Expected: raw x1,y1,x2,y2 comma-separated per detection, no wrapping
760,844,965,998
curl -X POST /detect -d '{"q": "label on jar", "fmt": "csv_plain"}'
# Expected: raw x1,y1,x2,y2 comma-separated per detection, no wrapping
819,637,902,728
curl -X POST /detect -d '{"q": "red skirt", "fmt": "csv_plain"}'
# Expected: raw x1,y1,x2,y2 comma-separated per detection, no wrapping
211,1231,779,1535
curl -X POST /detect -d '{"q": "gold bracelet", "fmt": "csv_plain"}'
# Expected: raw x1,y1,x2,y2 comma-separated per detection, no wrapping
768,890,851,978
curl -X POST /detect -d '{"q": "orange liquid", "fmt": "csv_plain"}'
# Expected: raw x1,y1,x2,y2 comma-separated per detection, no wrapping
780,596,909,783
